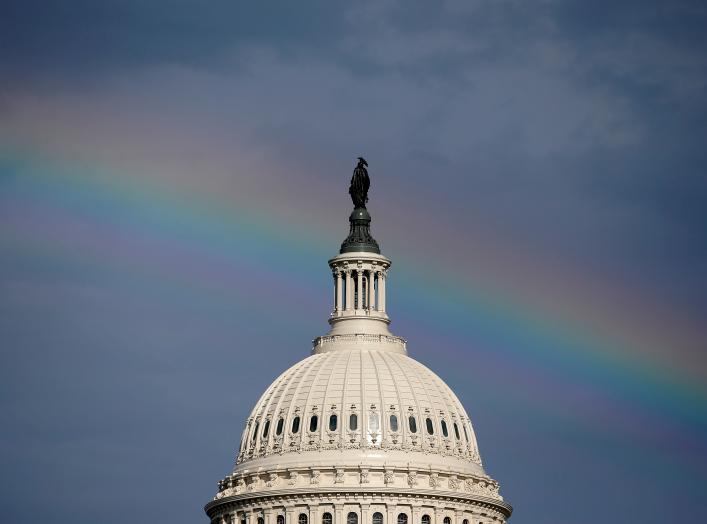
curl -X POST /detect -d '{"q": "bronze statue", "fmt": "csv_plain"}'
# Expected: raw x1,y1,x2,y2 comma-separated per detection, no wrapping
349,157,370,208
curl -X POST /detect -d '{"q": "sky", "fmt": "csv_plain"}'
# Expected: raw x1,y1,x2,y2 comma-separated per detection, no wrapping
1,1,706,523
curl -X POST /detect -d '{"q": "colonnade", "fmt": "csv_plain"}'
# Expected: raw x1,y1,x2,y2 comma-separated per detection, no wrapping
333,268,386,314
222,503,495,524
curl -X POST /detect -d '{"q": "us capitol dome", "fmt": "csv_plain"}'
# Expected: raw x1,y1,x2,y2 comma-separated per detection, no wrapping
205,159,513,524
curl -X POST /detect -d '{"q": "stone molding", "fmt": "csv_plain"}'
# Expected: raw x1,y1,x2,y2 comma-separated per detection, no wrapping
216,467,502,504
206,489,511,523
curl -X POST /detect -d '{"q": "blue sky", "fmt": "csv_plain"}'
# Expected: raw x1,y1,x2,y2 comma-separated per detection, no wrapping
1,2,706,523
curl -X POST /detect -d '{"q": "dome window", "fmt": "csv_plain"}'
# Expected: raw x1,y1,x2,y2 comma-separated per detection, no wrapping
408,416,417,433
463,424,469,443
389,414,399,432
397,514,408,524
349,413,358,431
292,416,301,434
309,415,318,432
323,513,333,524
329,414,338,431
258,518,265,524
443,518,451,524
463,520,469,524
368,411,380,431
373,513,383,524
425,417,434,435
277,517,285,524
262,419,270,438
422,515,431,524
453,422,461,440
276,418,284,436
251,422,259,441
241,517,247,524
347,513,358,524
299,514,308,524
441,419,449,438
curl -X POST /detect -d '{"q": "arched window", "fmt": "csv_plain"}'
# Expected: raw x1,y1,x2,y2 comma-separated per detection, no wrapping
276,418,284,436
329,414,338,431
252,422,259,441
258,518,265,524
463,424,469,443
292,416,300,434
408,416,417,433
397,514,408,524
347,513,358,524
299,514,308,524
277,516,285,524
463,519,469,524
453,422,461,440
389,414,399,432
373,513,383,524
309,415,318,432
241,517,246,524
349,413,358,431
443,518,451,524
421,516,431,524
262,419,270,438
441,419,448,437
323,513,333,524
425,418,434,435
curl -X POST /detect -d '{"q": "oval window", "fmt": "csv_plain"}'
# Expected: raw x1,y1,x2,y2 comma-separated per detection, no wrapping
368,412,380,431
349,413,358,431
292,416,300,434
453,422,460,440
329,414,338,431
408,416,417,433
309,415,318,432
262,419,270,438
425,418,434,435
441,419,448,437
276,418,284,436
389,414,399,432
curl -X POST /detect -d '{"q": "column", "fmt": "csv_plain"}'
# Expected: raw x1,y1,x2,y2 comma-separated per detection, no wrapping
335,504,345,524
345,271,352,311
356,270,363,310
335,271,343,313
368,270,375,310
361,505,370,524
378,271,386,313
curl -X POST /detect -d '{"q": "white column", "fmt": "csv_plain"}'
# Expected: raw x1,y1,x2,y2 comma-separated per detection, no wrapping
378,271,386,312
368,270,375,310
357,270,363,310
335,271,343,313
345,270,352,311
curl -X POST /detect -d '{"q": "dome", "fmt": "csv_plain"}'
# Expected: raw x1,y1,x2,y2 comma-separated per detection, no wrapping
235,338,484,475
206,161,511,524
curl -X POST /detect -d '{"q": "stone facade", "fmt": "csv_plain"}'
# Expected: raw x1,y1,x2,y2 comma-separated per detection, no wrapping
205,190,512,523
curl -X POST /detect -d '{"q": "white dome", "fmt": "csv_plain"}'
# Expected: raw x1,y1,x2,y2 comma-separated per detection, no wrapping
207,176,511,523
235,337,484,477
